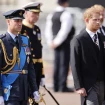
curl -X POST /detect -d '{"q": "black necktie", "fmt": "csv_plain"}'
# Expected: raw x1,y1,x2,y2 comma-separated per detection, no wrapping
15,36,19,50
94,34,98,47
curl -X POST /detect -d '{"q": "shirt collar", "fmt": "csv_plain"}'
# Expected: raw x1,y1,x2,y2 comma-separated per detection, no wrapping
55,5,66,11
7,31,18,41
86,28,97,39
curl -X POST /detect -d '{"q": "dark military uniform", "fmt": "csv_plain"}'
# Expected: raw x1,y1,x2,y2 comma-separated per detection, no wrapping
1,9,38,105
21,3,45,104
21,22,45,89
0,33,38,105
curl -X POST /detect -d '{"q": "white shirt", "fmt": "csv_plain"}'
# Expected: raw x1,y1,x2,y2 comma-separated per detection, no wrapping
7,31,18,41
86,28,99,46
45,5,73,47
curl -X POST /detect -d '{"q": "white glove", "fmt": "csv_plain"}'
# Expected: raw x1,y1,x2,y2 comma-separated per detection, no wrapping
33,91,40,103
0,96,4,105
40,78,45,87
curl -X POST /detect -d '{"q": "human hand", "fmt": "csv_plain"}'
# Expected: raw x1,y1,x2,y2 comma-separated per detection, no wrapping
0,96,4,105
40,78,45,87
50,42,57,49
33,91,40,103
76,88,87,97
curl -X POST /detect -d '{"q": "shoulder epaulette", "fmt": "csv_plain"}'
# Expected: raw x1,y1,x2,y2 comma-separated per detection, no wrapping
0,34,6,39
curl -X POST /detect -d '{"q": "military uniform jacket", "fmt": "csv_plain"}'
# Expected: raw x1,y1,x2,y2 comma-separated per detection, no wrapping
21,22,44,77
0,32,38,101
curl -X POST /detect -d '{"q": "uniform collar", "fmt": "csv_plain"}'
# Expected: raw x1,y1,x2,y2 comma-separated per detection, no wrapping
7,31,18,41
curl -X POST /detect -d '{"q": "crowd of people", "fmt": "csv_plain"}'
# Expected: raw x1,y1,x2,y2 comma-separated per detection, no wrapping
0,0,105,105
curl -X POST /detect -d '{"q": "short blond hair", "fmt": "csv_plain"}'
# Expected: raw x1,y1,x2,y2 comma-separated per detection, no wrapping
83,7,100,20
93,4,105,12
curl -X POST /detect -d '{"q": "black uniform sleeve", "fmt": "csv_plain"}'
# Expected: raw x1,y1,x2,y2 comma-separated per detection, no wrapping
28,39,38,92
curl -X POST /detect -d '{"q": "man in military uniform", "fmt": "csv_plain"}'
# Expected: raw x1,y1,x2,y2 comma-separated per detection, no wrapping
21,2,45,90
20,2,45,105
0,9,41,105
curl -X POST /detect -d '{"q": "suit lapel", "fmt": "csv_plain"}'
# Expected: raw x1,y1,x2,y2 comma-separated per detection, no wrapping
98,33,104,52
84,31,98,63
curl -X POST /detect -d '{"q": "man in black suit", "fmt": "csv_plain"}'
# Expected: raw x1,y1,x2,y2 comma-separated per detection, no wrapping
0,9,41,105
70,7,105,105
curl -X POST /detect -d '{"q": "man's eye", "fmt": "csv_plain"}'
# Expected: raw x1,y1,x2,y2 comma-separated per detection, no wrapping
93,19,97,21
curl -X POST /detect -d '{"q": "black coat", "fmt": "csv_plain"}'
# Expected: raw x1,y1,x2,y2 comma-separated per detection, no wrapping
70,30,105,105
0,32,38,101
21,24,44,78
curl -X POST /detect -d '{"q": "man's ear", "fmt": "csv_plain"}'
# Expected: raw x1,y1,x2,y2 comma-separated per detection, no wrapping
6,19,10,25
85,18,89,23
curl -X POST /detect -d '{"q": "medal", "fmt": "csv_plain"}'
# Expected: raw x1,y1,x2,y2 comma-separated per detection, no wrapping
25,47,31,55
22,43,27,47
4,88,8,93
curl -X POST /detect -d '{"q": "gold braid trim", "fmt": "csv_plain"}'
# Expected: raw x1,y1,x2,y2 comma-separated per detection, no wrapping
28,92,46,105
0,39,18,74
2,46,18,70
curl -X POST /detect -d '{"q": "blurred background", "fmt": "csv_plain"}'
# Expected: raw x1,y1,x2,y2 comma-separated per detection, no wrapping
0,0,105,104
0,0,85,88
